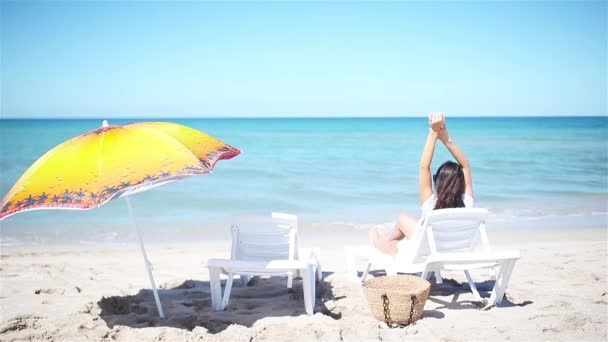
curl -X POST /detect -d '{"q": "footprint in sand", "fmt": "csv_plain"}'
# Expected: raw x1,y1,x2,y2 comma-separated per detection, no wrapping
561,315,592,330
559,301,574,310
542,327,561,334
592,292,608,304
538,300,574,311
528,313,559,320
80,302,96,314
0,314,43,333
590,273,602,282
34,288,66,295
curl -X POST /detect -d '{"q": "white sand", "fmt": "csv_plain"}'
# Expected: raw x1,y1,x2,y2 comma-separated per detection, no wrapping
1,227,606,341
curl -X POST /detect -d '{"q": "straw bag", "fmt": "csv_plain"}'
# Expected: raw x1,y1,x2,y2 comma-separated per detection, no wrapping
362,275,431,327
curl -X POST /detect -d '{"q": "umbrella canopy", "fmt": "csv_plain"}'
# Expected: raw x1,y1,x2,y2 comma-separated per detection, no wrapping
0,121,240,220
0,120,240,319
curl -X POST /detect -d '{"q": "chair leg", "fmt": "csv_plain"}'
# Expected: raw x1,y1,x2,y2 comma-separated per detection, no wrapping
313,248,323,281
435,270,443,284
360,261,372,282
302,263,316,315
239,275,247,287
316,261,323,282
423,266,441,283
287,271,293,289
209,267,223,312
464,270,483,302
490,259,516,306
222,272,235,310
310,265,317,304
422,266,431,280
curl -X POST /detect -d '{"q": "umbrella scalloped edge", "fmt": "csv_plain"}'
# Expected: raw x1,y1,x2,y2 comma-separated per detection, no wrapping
0,146,240,221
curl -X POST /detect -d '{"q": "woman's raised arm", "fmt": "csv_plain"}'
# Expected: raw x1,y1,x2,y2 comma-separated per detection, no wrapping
419,114,440,204
436,116,474,197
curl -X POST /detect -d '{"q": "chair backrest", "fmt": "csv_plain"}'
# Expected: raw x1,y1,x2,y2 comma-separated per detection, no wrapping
230,212,299,262
424,208,490,254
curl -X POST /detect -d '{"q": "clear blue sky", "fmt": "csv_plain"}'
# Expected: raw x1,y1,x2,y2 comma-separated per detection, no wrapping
1,0,606,118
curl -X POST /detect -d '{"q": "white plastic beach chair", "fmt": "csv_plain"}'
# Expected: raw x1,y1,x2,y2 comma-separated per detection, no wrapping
207,212,322,315
344,208,519,308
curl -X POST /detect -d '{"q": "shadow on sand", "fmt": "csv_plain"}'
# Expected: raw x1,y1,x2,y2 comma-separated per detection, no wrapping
428,278,534,310
97,272,339,333
364,270,532,313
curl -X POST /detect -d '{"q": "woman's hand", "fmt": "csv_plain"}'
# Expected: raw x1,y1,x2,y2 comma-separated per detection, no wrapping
429,112,450,143
429,112,444,131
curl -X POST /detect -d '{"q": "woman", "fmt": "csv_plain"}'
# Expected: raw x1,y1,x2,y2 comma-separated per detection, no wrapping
370,112,474,255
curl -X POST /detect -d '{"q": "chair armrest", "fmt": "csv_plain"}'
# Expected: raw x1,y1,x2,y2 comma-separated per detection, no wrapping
208,258,315,272
426,250,520,266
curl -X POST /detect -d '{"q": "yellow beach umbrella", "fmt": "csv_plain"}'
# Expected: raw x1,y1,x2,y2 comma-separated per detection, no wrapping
0,120,240,318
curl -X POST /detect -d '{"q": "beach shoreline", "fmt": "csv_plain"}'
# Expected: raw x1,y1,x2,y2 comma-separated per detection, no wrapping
1,226,606,341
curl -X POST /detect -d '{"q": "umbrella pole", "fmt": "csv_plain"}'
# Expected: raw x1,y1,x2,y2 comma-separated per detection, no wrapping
125,196,166,320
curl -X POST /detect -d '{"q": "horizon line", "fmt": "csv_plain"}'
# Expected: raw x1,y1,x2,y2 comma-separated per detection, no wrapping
1,114,607,120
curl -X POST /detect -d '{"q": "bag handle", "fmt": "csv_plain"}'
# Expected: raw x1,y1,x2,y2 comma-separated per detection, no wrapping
381,294,417,328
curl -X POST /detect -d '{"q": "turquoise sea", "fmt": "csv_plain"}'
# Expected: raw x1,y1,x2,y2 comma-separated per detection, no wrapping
0,117,606,245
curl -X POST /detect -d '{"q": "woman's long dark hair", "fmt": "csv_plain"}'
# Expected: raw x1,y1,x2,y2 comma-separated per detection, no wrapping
433,161,465,210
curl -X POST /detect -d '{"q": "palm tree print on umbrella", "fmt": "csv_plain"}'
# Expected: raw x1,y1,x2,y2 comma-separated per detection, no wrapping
37,193,48,204
25,195,36,207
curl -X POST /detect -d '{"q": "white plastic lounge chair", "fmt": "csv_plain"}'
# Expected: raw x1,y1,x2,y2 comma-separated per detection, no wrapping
344,208,519,308
207,212,322,315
